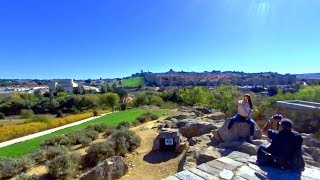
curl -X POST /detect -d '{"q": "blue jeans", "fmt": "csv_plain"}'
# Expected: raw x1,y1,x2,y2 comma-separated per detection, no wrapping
227,114,255,136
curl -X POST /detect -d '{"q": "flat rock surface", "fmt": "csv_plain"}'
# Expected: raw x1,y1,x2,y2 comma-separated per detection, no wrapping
168,152,320,180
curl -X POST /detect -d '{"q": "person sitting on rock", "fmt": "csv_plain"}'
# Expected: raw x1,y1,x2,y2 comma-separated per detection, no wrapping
227,94,255,142
257,118,305,171
262,114,282,136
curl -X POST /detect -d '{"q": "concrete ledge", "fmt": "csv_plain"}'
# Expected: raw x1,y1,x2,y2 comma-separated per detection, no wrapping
276,100,320,111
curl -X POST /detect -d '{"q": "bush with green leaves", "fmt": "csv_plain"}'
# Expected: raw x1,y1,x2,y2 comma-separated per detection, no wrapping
86,123,109,133
31,145,68,164
46,153,80,179
111,129,141,156
83,129,99,140
20,109,34,119
16,173,39,180
25,115,50,124
41,135,71,147
0,156,35,179
136,112,159,123
84,141,115,167
79,136,92,147
0,157,21,179
116,121,130,129
104,126,116,137
56,110,64,118
0,112,5,119
131,120,140,127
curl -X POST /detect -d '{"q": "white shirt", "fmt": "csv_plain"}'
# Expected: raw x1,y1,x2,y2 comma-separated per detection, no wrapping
238,100,252,118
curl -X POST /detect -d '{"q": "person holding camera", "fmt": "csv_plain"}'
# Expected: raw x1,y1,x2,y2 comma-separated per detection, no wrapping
257,118,305,171
262,114,282,136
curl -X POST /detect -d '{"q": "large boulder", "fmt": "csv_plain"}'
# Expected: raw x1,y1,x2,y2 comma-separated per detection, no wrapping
205,112,226,120
218,141,258,156
152,128,188,153
196,146,221,164
80,156,128,180
217,118,262,143
179,120,218,138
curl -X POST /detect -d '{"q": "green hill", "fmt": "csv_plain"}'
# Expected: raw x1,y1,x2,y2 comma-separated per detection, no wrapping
122,77,145,87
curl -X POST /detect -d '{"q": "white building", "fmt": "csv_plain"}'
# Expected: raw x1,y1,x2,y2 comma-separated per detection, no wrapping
49,79,79,93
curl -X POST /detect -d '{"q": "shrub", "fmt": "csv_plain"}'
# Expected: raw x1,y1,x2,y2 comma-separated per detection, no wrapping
83,129,99,140
16,173,39,180
56,110,63,118
136,113,159,123
0,112,5,119
85,141,115,167
111,129,141,156
79,136,92,147
120,102,127,111
104,126,116,137
131,120,140,127
46,153,80,179
20,109,34,119
93,110,98,117
18,156,35,171
86,123,109,133
31,146,68,164
25,115,50,124
0,157,21,179
41,135,71,147
116,121,130,129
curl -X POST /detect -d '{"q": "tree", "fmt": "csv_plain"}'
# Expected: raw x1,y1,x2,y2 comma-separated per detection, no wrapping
101,93,120,110
267,86,278,96
208,85,240,116
178,86,207,105
20,109,34,119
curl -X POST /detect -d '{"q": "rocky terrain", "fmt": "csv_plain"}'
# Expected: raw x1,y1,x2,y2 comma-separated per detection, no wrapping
153,106,320,180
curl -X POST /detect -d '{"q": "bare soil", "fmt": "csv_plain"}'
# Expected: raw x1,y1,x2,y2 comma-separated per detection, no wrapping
21,110,183,180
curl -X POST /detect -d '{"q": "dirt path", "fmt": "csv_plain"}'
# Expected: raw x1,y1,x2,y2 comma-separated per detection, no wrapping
121,117,185,180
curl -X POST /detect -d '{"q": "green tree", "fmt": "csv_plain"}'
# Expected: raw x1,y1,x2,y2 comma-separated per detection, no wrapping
208,85,240,116
178,86,207,105
20,109,34,119
101,93,120,110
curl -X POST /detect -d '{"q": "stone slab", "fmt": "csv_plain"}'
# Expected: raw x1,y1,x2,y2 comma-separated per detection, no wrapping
189,168,218,180
197,163,220,176
175,170,204,180
219,169,234,180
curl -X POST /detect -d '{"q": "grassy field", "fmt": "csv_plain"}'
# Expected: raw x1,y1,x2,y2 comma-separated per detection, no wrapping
0,108,168,158
122,77,145,87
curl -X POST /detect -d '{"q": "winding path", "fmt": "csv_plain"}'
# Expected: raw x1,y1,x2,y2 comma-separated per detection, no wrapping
0,112,114,148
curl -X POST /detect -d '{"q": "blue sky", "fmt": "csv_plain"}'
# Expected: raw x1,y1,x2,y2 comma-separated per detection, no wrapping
0,0,319,79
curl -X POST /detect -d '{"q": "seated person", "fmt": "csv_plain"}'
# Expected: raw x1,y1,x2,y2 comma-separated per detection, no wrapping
227,94,256,142
262,114,282,136
257,118,305,171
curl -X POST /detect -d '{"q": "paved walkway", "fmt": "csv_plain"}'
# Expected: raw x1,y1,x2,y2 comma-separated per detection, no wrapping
165,151,320,180
0,112,114,148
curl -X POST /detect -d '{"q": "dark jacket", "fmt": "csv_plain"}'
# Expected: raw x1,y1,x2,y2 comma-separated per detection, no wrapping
267,129,305,170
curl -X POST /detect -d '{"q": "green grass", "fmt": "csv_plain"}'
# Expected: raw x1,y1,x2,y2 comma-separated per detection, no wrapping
0,108,168,158
122,77,145,87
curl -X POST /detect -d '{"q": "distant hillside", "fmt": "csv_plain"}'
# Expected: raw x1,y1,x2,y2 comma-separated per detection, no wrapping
131,70,297,87
121,77,145,87
295,73,320,80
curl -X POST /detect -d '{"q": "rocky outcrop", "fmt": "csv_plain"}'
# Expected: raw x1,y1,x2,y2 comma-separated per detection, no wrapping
167,155,320,180
79,156,128,180
179,120,218,138
215,118,262,143
152,128,187,153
